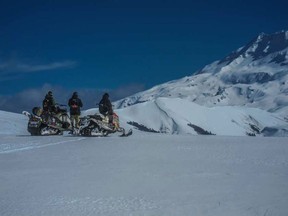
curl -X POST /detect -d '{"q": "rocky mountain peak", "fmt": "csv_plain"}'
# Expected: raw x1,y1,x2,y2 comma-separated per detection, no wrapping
218,31,288,66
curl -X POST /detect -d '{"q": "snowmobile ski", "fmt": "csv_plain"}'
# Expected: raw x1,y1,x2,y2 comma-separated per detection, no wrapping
119,128,133,137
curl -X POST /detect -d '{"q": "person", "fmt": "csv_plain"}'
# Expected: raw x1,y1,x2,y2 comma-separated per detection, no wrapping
68,92,83,129
98,93,113,123
42,91,56,113
42,91,57,123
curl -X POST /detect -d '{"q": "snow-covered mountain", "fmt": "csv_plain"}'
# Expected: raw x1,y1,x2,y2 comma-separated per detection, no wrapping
115,31,288,118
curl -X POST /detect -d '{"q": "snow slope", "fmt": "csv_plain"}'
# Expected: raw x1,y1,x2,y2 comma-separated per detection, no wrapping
0,110,28,135
84,98,288,137
118,97,288,136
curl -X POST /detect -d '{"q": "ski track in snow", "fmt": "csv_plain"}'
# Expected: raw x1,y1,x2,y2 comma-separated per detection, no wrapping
0,136,86,154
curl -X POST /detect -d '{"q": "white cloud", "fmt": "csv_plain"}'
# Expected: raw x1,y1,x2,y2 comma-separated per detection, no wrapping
0,60,77,81
14,61,77,72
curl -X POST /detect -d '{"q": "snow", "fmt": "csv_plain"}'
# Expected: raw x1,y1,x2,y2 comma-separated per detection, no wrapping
0,110,28,135
1,133,288,216
115,97,287,136
1,110,288,215
263,45,270,53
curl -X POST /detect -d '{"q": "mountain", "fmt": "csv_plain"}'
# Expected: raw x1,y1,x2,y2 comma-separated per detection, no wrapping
114,31,288,119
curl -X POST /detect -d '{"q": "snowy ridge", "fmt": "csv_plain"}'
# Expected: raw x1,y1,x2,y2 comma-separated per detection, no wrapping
117,98,288,136
83,98,288,136
114,31,288,118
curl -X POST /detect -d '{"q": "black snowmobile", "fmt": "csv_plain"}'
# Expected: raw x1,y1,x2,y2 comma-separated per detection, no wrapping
22,105,72,136
78,112,132,137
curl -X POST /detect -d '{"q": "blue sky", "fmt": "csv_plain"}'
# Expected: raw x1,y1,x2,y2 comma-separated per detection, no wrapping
0,0,287,112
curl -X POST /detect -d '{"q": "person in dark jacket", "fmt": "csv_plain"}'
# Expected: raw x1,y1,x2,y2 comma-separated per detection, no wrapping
42,91,57,123
99,93,113,123
68,92,83,128
42,91,56,113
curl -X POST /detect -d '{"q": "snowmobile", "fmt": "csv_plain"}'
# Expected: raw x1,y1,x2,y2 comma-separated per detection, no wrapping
77,112,132,137
22,105,72,136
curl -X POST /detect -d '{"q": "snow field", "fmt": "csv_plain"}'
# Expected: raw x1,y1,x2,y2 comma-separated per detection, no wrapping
0,134,288,216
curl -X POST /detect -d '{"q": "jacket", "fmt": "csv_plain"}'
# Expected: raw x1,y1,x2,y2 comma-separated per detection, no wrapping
99,95,113,115
68,96,83,115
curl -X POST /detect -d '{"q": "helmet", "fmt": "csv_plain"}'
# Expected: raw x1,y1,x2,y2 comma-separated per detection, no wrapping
48,91,53,97
73,91,78,97
103,92,109,98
